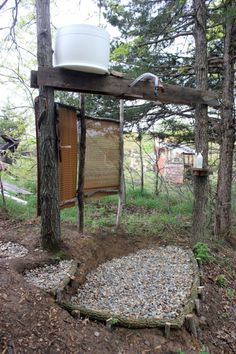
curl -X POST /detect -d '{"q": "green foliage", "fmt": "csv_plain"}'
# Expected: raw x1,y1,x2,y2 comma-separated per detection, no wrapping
0,194,36,220
55,91,120,121
110,317,119,325
0,102,27,140
193,242,212,264
110,42,130,61
215,274,225,288
3,153,37,193
53,250,70,261
60,183,193,239
225,288,235,299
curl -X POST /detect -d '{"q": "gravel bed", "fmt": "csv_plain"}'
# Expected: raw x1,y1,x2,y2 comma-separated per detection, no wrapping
72,246,197,320
24,260,75,291
0,241,28,259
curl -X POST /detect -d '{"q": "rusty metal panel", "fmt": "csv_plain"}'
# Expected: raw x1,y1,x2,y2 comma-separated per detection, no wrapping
36,102,119,213
57,104,78,209
81,118,119,197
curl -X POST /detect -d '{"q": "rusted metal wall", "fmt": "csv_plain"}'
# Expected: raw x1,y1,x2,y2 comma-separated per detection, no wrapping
81,117,119,197
56,104,77,209
36,103,120,213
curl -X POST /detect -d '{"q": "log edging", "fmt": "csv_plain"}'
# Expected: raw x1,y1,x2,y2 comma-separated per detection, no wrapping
49,260,78,296
58,250,200,329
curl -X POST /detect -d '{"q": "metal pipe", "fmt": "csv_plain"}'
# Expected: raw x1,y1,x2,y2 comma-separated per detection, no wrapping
129,72,160,96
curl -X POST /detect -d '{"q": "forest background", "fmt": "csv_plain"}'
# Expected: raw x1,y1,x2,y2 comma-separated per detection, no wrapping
0,0,235,246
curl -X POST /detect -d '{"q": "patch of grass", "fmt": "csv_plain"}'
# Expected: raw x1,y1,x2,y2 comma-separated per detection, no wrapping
215,274,225,288
2,155,37,193
58,187,193,237
61,206,77,223
0,194,36,220
124,213,163,236
193,242,212,264
53,250,70,260
126,189,159,209
63,198,117,231
226,287,235,299
171,198,192,216
1,180,194,239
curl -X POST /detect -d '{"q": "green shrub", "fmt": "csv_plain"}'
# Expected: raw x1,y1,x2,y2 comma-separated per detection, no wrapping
226,288,235,299
193,242,212,263
215,274,225,288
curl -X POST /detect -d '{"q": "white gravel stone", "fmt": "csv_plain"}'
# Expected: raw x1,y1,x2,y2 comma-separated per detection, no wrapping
24,260,74,291
72,246,197,320
0,241,28,259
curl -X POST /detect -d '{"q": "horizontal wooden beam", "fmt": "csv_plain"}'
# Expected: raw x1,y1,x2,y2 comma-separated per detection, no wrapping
31,68,219,107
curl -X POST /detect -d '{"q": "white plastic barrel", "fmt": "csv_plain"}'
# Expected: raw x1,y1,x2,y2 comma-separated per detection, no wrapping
54,24,110,75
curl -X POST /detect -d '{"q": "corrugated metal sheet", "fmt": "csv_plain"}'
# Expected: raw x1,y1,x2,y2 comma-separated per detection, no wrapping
36,101,120,214
81,118,119,197
57,104,78,209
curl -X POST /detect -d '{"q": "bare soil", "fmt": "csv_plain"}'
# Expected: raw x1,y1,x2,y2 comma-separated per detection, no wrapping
0,214,235,354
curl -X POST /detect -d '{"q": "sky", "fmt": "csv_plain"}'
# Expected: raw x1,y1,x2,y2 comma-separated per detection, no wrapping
53,0,103,27
52,0,119,38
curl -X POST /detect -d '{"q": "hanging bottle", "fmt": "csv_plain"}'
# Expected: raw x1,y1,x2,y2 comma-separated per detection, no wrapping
196,152,203,168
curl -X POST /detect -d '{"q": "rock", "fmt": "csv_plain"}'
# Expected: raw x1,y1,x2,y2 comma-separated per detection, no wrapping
0,241,28,259
24,260,75,291
72,246,198,321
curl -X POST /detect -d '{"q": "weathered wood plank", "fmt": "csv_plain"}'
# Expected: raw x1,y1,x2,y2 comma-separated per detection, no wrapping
31,68,219,107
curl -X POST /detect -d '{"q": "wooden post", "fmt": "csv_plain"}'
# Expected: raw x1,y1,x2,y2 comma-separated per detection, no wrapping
106,318,113,331
195,298,201,316
198,286,205,301
0,172,6,209
36,0,61,250
78,94,86,233
185,314,198,337
116,99,125,228
164,322,171,338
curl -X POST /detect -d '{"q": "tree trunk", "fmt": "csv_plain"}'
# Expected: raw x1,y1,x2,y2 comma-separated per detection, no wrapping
214,3,235,239
192,0,209,244
78,94,86,233
36,0,61,250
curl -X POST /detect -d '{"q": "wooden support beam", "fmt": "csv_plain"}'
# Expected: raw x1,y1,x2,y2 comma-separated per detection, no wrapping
77,94,86,233
116,99,125,228
31,68,219,107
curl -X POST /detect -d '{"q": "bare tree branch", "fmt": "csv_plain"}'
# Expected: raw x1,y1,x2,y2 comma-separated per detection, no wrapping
0,0,8,10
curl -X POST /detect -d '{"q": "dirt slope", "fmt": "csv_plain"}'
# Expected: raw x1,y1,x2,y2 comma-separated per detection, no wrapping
0,217,235,354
